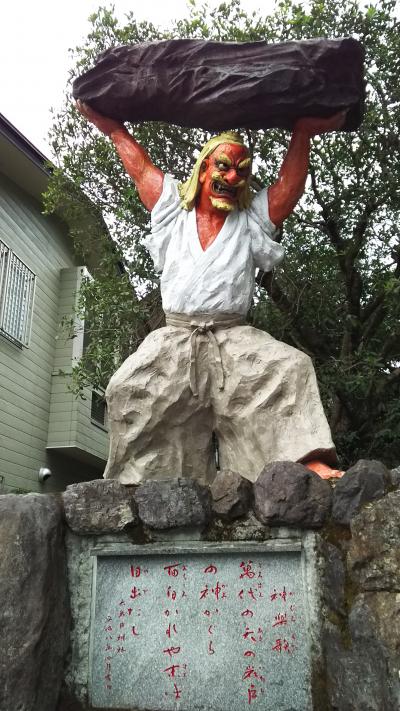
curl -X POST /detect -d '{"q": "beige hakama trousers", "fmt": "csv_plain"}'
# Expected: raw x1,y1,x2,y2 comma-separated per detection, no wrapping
104,315,336,484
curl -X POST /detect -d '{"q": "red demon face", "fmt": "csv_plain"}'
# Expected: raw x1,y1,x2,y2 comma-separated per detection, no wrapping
198,142,251,212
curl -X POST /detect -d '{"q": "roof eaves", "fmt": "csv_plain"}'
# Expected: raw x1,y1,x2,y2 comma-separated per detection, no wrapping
0,112,126,275
0,112,51,176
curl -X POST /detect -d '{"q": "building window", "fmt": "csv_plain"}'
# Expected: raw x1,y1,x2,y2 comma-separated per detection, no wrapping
91,391,107,429
0,239,35,347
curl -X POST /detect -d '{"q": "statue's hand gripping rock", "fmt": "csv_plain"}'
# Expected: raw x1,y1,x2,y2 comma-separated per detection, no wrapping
76,100,122,136
77,98,345,483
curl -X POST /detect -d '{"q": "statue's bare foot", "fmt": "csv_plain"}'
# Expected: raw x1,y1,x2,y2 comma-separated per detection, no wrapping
305,460,344,480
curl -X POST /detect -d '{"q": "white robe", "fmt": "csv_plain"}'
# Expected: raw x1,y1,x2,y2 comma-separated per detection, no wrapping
146,175,285,316
103,175,336,485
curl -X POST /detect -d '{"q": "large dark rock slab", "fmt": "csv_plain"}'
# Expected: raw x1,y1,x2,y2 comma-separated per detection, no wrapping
57,686,115,711
348,489,400,590
134,478,211,529
210,469,252,520
358,592,400,687
62,479,137,534
0,494,69,711
332,458,390,525
324,594,398,710
253,461,332,528
320,541,346,616
73,38,364,132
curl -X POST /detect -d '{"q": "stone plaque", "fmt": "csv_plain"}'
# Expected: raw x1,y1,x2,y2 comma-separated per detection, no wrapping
89,543,312,710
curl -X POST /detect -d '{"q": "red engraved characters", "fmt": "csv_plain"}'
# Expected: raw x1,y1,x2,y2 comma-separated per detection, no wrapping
200,563,229,657
271,634,297,655
248,683,257,704
101,555,302,707
102,614,114,691
129,562,148,577
242,665,266,683
237,559,267,704
161,561,189,702
272,612,288,627
166,622,178,638
163,645,181,658
173,683,182,700
270,586,294,603
238,585,263,601
130,586,141,600
240,560,256,579
200,581,227,601
242,625,263,644
164,563,181,577
241,609,254,618
269,585,298,657
204,564,218,574
163,664,180,678
163,562,188,580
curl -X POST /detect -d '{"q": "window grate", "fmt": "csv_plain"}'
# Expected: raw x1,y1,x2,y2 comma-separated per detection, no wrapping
91,391,107,428
0,239,35,347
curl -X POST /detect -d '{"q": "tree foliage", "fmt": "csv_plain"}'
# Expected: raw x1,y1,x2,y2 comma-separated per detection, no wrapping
45,0,400,467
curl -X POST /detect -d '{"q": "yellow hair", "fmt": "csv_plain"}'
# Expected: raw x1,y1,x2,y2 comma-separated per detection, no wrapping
178,131,252,211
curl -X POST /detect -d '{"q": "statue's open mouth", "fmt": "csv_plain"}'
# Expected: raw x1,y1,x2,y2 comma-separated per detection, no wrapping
212,180,237,198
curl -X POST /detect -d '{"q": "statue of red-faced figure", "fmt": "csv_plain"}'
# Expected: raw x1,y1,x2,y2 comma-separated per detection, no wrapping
197,142,251,212
77,99,345,482
179,132,253,251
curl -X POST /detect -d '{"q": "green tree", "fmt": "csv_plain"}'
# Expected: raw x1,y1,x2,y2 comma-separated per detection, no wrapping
45,0,400,467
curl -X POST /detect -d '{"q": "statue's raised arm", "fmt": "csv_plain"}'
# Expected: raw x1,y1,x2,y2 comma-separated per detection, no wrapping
76,100,164,211
268,111,346,227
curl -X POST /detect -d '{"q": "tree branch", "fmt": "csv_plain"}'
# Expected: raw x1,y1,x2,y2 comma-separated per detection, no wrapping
334,385,364,429
256,270,330,358
359,241,400,349
359,301,386,349
348,198,385,262
380,334,400,361
309,166,346,269
360,291,385,324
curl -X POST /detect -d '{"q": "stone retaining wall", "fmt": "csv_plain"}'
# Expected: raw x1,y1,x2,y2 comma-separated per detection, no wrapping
0,459,399,711
0,494,69,711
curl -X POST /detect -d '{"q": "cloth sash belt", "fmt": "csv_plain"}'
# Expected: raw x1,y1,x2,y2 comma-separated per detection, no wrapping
165,312,245,397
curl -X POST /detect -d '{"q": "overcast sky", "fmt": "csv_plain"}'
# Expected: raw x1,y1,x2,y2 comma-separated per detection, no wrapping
0,0,274,158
